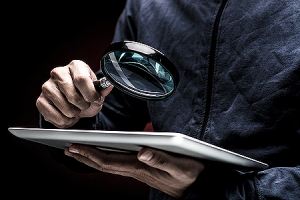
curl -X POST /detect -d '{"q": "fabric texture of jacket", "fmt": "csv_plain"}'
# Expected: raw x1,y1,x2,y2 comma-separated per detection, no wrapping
42,0,300,199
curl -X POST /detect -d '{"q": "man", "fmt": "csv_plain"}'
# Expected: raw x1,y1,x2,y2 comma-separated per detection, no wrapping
37,0,300,199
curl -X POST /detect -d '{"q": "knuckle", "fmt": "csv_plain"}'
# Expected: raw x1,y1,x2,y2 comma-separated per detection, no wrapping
68,60,89,71
77,101,90,111
54,121,65,128
55,123,68,129
36,96,47,112
85,93,97,103
35,98,42,109
65,110,78,118
41,82,52,97
66,93,80,104
80,101,90,110
67,94,89,109
73,75,88,86
68,60,85,67
63,112,74,119
55,117,71,128
43,116,55,125
65,117,75,125
50,67,63,78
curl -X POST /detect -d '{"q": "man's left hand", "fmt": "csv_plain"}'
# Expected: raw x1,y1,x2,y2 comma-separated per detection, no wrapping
65,144,205,198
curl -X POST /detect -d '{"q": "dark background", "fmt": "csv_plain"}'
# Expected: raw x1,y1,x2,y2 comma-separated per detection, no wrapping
5,1,149,199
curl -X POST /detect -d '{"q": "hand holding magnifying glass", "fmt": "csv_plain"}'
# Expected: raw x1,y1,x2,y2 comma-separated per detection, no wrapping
36,41,178,128
94,41,179,100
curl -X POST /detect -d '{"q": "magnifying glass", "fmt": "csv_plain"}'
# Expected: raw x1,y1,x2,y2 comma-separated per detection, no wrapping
93,41,179,100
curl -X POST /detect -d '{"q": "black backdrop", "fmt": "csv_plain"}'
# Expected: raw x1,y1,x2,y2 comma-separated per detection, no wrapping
5,1,149,199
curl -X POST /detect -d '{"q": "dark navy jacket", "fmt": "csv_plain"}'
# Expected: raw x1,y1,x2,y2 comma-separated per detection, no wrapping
43,0,300,199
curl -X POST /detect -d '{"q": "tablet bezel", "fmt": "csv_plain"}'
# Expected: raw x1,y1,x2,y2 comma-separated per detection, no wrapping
8,127,269,170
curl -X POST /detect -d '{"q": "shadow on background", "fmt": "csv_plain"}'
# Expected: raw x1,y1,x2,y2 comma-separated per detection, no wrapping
5,1,149,199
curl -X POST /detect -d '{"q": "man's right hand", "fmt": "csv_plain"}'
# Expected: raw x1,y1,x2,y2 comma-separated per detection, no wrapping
36,60,113,128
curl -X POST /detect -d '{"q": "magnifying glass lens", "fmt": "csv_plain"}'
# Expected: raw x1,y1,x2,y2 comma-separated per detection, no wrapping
98,41,178,100
103,51,174,95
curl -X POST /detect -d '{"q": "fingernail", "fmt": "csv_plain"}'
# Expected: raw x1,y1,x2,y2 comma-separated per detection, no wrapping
139,151,153,161
69,146,79,154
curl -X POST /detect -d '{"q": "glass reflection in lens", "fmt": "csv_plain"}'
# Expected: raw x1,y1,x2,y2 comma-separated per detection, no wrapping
103,51,174,96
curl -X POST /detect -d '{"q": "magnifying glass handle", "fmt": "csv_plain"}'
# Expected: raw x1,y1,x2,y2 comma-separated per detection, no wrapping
93,77,112,91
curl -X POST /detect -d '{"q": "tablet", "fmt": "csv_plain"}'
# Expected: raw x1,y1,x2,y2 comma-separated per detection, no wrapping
8,127,268,170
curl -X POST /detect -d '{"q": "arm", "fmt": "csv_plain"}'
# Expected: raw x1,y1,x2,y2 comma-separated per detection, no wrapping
181,165,300,200
254,166,300,199
181,128,300,199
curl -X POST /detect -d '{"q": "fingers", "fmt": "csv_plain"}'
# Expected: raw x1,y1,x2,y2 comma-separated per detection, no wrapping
41,79,80,118
137,148,204,179
38,60,114,127
65,144,151,178
68,60,113,100
94,78,114,97
68,145,139,172
137,148,178,175
79,96,104,118
68,60,100,103
65,145,204,199
64,148,100,170
36,94,79,128
100,85,113,98
50,66,90,110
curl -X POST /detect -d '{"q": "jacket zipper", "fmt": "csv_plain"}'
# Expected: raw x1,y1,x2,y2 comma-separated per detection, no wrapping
200,0,228,136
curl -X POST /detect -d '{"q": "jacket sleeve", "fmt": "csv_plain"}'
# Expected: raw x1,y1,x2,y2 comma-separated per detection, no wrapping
150,164,299,200
181,128,300,199
181,140,300,200
253,166,300,199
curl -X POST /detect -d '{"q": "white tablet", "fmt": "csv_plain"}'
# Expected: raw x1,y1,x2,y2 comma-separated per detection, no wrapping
8,127,268,170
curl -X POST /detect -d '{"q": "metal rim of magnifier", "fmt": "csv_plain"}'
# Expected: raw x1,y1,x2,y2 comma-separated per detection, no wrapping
100,41,179,100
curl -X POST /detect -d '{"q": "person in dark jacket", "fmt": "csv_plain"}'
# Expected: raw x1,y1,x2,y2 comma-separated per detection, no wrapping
36,0,300,199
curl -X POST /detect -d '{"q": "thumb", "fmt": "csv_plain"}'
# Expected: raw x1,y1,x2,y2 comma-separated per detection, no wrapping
79,96,104,118
138,148,205,178
138,148,174,173
79,84,113,118
101,85,113,97
94,77,113,97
